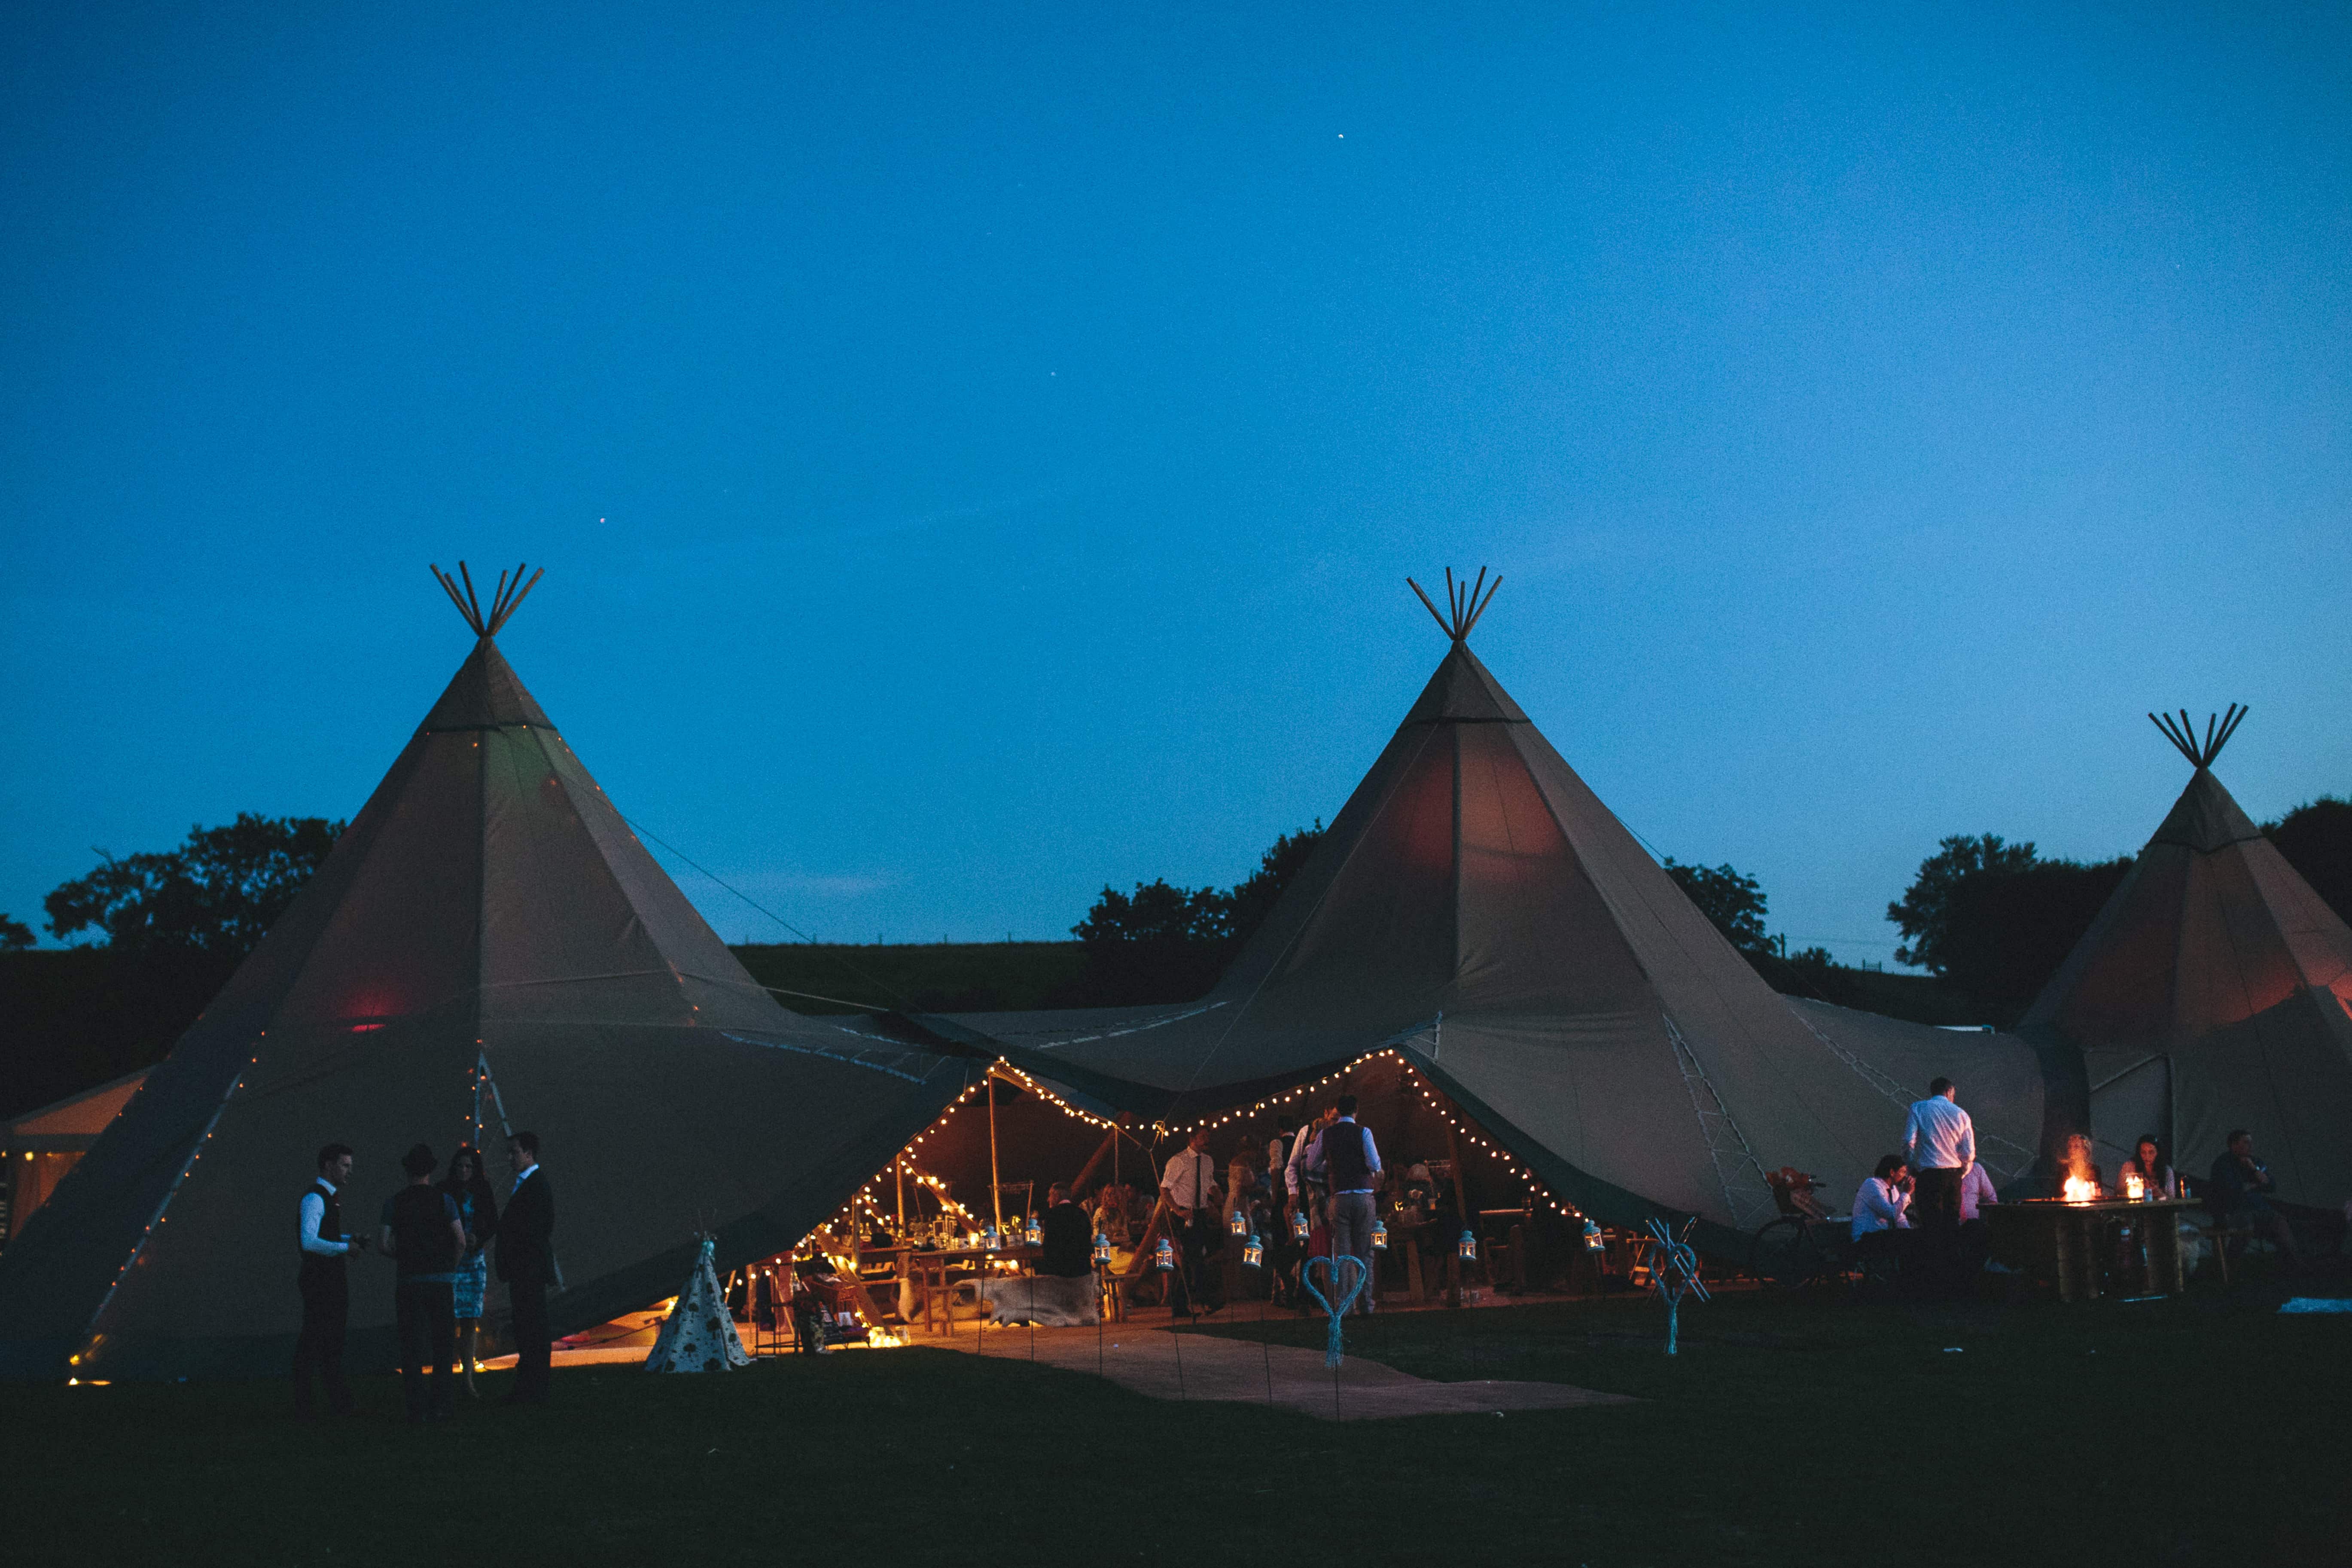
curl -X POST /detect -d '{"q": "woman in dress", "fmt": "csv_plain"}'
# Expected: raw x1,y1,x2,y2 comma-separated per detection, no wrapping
440,1144,500,1397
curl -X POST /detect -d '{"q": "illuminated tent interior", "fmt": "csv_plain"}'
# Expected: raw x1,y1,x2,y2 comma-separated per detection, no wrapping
0,1071,148,1246
917,574,2062,1260
2020,707,2352,1210
0,566,972,1380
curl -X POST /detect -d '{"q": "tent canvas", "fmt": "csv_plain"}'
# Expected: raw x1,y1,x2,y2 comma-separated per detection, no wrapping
0,566,972,1380
2020,708,2352,1209
936,575,2059,1257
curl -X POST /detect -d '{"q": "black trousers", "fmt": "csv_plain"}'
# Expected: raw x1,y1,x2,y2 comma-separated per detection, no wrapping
292,1267,351,1414
1172,1215,1223,1312
394,1278,457,1420
508,1275,551,1401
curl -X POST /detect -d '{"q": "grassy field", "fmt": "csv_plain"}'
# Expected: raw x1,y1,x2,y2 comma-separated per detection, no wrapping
6,1275,2343,1566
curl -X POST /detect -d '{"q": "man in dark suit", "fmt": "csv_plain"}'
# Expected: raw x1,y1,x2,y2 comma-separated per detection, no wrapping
497,1130,556,1405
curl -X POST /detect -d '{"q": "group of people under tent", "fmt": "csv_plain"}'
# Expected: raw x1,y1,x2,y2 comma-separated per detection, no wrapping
292,1131,557,1423
1828,1074,2312,1296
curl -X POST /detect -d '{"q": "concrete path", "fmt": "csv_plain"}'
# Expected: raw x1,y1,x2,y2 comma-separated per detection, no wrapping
935,1319,1634,1422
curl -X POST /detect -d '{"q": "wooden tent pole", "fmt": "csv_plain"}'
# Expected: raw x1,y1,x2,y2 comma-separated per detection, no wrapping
895,1158,906,1235
987,1065,1003,1231
1069,1123,1122,1199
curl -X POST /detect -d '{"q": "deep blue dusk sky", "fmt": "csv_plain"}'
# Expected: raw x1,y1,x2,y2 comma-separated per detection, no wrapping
3,5,2346,966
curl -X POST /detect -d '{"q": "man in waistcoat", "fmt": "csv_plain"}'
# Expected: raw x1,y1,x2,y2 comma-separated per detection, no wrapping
1307,1094,1383,1316
293,1142,369,1418
497,1131,556,1405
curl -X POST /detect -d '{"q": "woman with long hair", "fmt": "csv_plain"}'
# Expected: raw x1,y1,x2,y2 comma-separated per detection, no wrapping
2119,1133,2177,1198
440,1144,500,1397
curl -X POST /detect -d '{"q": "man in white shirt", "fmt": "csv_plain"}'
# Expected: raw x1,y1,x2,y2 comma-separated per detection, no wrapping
293,1142,367,1418
1306,1094,1384,1315
1958,1161,1998,1224
1285,1107,1336,1206
1850,1155,1914,1275
1160,1129,1222,1317
1902,1077,1975,1243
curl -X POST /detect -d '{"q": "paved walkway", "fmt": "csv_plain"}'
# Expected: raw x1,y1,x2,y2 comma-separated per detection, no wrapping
933,1318,1635,1422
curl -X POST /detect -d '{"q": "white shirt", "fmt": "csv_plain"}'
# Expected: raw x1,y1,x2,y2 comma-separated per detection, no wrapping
1959,1163,1999,1222
1284,1122,1322,1196
1306,1118,1383,1195
298,1178,349,1256
511,1162,539,1195
1161,1148,1217,1212
1851,1176,1912,1239
1902,1096,1976,1172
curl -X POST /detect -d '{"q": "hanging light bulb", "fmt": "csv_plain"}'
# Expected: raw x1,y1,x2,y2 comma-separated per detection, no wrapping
1371,1219,1389,1251
1154,1236,1176,1272
1242,1233,1265,1269
1228,1206,1249,1237
1457,1229,1479,1264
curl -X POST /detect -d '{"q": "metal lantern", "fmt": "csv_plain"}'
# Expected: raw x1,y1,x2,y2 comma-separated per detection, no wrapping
1371,1219,1389,1251
1154,1236,1176,1272
1242,1233,1265,1269
1581,1218,1606,1254
1457,1228,1479,1263
1024,1215,1043,1247
1228,1206,1249,1237
1091,1230,1113,1266
983,1224,1001,1252
1290,1207,1312,1241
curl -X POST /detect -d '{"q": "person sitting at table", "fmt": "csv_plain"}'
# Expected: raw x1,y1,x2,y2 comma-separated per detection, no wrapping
2118,1134,2177,1199
1038,1181,1093,1277
1850,1154,1915,1264
1089,1185,1130,1247
2207,1129,2302,1273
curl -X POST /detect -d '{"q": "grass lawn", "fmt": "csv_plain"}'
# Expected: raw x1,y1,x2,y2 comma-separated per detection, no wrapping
5,1281,2345,1566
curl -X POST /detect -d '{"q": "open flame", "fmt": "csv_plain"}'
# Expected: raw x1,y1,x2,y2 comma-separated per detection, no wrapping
2062,1175,2098,1203
2122,1170,2145,1202
864,1328,906,1349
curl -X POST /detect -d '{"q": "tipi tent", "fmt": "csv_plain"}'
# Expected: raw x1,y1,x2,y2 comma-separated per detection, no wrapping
643,1235,752,1373
941,574,2059,1256
0,566,969,1380
2020,707,2352,1209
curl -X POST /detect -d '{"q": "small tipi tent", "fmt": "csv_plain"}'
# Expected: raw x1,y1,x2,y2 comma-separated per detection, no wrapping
643,1235,751,1373
0,566,968,1380
946,574,2057,1255
2021,707,2352,1209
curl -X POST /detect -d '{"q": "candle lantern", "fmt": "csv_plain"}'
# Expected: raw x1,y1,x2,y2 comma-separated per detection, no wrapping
1228,1207,1249,1237
1457,1228,1479,1264
1024,1214,1044,1247
1371,1219,1389,1251
1154,1236,1176,1272
1242,1233,1265,1269
1091,1231,1113,1266
1581,1218,1606,1254
1290,1208,1312,1242
983,1224,1001,1252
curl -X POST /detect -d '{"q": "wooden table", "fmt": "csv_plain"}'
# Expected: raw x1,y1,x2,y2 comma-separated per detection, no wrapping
1984,1198,2200,1303
884,1244,1042,1333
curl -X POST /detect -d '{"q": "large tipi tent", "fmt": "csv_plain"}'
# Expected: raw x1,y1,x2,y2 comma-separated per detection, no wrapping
2020,707,2352,1209
944,574,2060,1255
0,566,969,1380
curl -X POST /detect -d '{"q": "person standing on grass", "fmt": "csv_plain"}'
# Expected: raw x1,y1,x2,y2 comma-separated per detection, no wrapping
497,1131,556,1404
1160,1127,1222,1318
1902,1076,1974,1290
379,1142,467,1424
1306,1093,1383,1316
440,1145,499,1397
294,1142,368,1418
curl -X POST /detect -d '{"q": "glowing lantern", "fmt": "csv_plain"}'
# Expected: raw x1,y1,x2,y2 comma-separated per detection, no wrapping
1371,1219,1389,1251
1457,1229,1479,1264
2061,1175,2098,1204
1091,1231,1112,1266
2122,1170,2146,1202
1229,1207,1249,1236
1242,1233,1265,1269
983,1224,1001,1252
1154,1236,1176,1272
1024,1215,1043,1247
1290,1208,1311,1242
1582,1219,1606,1254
